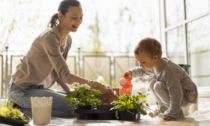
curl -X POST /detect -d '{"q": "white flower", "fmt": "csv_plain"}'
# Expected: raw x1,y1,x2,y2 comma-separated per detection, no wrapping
70,82,91,90
97,75,104,82
78,84,90,90
70,82,80,89
73,82,80,87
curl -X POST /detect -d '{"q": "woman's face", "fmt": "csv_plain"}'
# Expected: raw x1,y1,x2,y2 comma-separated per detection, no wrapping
60,6,83,32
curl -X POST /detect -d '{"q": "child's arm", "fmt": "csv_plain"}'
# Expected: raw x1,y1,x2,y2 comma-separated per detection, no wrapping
124,67,153,79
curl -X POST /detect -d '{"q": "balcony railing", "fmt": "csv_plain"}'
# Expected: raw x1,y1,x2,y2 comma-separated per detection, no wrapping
0,52,138,98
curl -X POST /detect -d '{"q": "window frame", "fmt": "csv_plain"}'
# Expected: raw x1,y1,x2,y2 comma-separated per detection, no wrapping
159,0,210,95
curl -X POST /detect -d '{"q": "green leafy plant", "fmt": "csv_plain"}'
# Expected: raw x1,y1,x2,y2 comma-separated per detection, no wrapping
65,82,102,107
0,104,26,121
0,95,26,121
112,93,149,119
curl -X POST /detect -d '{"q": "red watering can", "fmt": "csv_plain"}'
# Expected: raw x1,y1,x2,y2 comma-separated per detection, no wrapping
119,76,133,96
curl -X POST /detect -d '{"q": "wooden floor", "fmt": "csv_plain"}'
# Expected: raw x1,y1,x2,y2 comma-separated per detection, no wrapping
25,116,210,126
27,97,210,126
1,97,210,126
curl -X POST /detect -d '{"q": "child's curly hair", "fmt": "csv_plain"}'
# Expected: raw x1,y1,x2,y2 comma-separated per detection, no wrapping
134,37,162,58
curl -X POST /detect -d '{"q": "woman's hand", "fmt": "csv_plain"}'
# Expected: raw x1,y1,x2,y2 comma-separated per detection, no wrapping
58,81,72,94
69,75,118,103
91,81,118,103
163,115,173,121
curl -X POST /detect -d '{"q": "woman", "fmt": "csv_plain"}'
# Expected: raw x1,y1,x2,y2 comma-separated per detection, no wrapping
8,0,117,117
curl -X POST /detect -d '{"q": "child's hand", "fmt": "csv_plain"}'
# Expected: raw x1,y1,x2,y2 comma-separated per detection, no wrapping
163,115,173,121
123,71,132,79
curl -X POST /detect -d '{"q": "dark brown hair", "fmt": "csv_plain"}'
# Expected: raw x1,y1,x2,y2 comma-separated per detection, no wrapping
134,37,162,57
48,0,81,28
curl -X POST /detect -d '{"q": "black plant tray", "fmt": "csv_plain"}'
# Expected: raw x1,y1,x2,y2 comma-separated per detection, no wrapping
74,108,140,120
119,109,141,121
0,114,31,126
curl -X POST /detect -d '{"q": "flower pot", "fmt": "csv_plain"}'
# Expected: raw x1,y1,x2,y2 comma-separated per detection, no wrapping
119,109,140,120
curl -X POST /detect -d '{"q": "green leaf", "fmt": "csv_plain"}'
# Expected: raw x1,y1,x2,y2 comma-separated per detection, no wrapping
65,84,102,106
112,93,149,116
8,25,14,33
115,110,119,119
0,104,26,121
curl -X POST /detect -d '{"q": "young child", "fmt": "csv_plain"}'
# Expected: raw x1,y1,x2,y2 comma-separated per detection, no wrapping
123,37,198,121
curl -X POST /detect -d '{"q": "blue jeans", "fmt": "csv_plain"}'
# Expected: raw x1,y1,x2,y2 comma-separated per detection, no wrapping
7,83,75,117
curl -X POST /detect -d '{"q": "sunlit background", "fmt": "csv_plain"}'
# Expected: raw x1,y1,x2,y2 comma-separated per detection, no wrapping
0,0,159,54
0,0,210,98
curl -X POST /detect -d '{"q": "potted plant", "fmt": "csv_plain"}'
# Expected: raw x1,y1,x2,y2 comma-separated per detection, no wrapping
65,82,102,109
0,96,30,125
0,104,26,120
111,93,149,120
